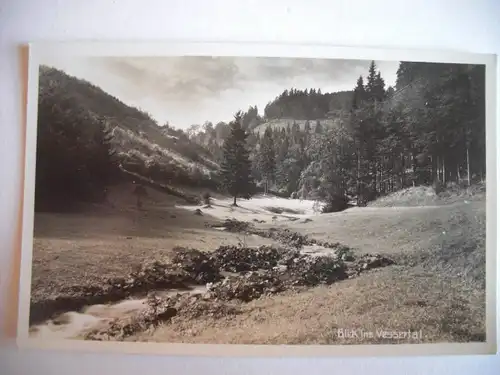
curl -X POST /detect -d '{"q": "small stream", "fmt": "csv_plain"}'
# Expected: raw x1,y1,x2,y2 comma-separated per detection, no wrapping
29,245,338,340
29,285,208,340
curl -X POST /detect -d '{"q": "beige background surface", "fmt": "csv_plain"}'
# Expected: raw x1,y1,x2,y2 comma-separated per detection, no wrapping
1,0,499,374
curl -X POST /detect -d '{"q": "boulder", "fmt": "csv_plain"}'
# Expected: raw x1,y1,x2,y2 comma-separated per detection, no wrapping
284,255,348,286
210,245,290,272
171,247,222,283
209,271,284,302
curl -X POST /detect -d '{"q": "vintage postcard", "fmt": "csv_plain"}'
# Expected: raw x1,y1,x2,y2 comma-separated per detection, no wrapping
14,42,497,356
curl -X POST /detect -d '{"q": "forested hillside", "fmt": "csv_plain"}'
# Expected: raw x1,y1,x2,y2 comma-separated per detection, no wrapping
263,88,353,120
189,60,485,212
35,60,486,213
36,66,220,211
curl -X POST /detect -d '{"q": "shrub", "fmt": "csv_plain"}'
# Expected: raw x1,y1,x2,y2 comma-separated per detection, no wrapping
321,194,350,213
202,191,211,206
432,180,444,194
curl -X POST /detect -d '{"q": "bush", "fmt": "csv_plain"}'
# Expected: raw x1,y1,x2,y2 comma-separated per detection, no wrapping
321,194,350,213
202,191,211,206
432,180,444,194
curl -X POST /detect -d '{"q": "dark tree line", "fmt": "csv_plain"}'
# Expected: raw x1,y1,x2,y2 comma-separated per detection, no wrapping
39,66,155,132
264,88,353,120
187,105,264,159
306,60,486,210
36,81,119,211
36,66,225,213
36,60,485,213
225,60,486,211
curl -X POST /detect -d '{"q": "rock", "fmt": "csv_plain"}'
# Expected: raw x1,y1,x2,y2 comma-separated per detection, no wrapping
348,254,395,276
285,256,348,286
210,272,284,302
210,245,291,272
171,247,223,283
212,218,253,233
194,209,203,216
127,259,193,290
201,292,212,300
273,265,288,272
341,253,355,261
252,219,265,223
266,228,310,248
157,307,177,321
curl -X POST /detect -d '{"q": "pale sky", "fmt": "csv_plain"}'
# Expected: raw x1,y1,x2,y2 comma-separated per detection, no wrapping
40,55,399,129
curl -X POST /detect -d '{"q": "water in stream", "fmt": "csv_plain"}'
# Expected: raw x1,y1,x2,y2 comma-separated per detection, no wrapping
29,285,208,340
29,245,338,340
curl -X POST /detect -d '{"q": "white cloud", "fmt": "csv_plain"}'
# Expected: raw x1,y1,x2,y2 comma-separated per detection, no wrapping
39,55,399,128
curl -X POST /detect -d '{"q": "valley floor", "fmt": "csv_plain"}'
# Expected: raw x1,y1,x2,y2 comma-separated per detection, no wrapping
29,184,487,345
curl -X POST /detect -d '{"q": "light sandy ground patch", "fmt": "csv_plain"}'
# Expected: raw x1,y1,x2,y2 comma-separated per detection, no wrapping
177,195,325,223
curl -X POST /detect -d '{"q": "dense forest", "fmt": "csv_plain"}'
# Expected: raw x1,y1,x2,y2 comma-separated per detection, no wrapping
263,89,353,120
191,60,486,211
35,60,486,213
35,66,219,211
36,79,119,211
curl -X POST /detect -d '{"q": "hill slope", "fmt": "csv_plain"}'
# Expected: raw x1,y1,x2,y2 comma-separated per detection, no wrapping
38,66,219,182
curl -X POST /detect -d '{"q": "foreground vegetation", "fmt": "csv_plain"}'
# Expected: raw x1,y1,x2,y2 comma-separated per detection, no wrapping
30,185,486,344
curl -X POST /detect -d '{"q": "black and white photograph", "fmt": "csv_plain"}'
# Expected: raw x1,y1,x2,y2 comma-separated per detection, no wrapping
18,43,495,354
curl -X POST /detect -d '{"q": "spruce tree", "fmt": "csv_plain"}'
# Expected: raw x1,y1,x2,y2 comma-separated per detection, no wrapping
365,60,378,101
220,111,254,205
304,120,311,133
315,120,323,134
352,76,366,110
374,72,386,102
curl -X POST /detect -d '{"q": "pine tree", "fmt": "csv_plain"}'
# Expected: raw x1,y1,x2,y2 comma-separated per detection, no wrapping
365,61,378,102
314,120,323,134
304,120,311,133
374,72,386,102
386,86,395,98
220,111,255,205
352,76,366,110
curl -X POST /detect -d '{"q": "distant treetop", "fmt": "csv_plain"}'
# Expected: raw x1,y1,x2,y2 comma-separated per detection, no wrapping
263,88,353,121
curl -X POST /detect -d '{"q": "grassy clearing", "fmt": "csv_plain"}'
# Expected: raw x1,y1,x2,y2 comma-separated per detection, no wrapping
368,182,485,208
30,183,486,344
128,199,486,344
133,266,484,344
30,184,278,306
